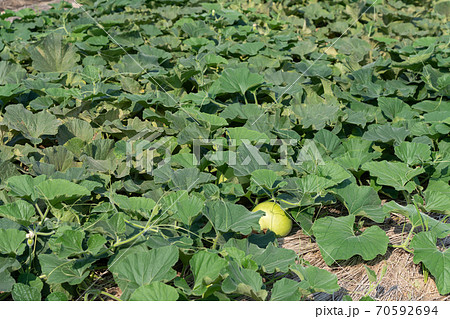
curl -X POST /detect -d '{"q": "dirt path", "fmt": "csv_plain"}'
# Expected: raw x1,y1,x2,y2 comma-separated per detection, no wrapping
0,0,79,12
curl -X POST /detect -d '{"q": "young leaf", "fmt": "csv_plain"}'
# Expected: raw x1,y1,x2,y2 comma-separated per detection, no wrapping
410,232,450,295
364,265,377,283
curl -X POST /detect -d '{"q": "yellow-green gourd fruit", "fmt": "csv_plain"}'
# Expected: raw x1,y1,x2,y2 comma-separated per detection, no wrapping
252,201,292,237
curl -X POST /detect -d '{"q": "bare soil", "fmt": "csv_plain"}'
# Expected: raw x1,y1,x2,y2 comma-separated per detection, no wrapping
0,0,79,12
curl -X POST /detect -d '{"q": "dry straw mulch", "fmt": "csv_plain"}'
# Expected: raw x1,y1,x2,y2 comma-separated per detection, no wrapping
278,209,450,301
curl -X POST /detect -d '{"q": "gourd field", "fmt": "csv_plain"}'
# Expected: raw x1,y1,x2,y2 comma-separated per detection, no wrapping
0,0,449,301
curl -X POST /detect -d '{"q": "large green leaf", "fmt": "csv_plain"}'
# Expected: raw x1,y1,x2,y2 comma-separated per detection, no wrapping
331,181,387,223
6,175,46,201
270,278,302,301
0,61,27,84
226,127,269,146
230,42,265,56
229,144,275,176
378,97,416,121
252,243,297,273
212,68,264,96
49,229,85,258
221,261,267,301
424,190,450,215
295,174,336,195
111,193,156,218
168,168,215,191
0,257,21,292
363,124,410,144
36,179,90,205
0,270,16,293
250,169,284,193
0,229,26,255
183,109,228,129
174,194,205,225
362,161,424,192
190,250,228,293
335,138,381,171
203,201,262,235
410,232,450,295
12,283,41,301
290,264,340,294
394,142,431,166
111,246,179,298
424,181,450,214
316,161,352,185
292,103,340,130
2,104,62,144
129,282,179,301
27,33,80,72
0,200,36,226
38,254,93,285
312,215,389,265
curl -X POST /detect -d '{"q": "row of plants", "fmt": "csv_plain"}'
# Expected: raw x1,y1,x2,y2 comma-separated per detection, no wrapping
0,0,449,300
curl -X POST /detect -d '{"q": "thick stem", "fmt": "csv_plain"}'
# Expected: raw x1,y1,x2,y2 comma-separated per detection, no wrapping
252,91,258,105
211,233,220,250
35,203,44,220
36,231,55,236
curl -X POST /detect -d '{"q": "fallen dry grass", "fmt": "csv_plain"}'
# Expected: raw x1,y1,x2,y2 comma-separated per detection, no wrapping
278,210,450,301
